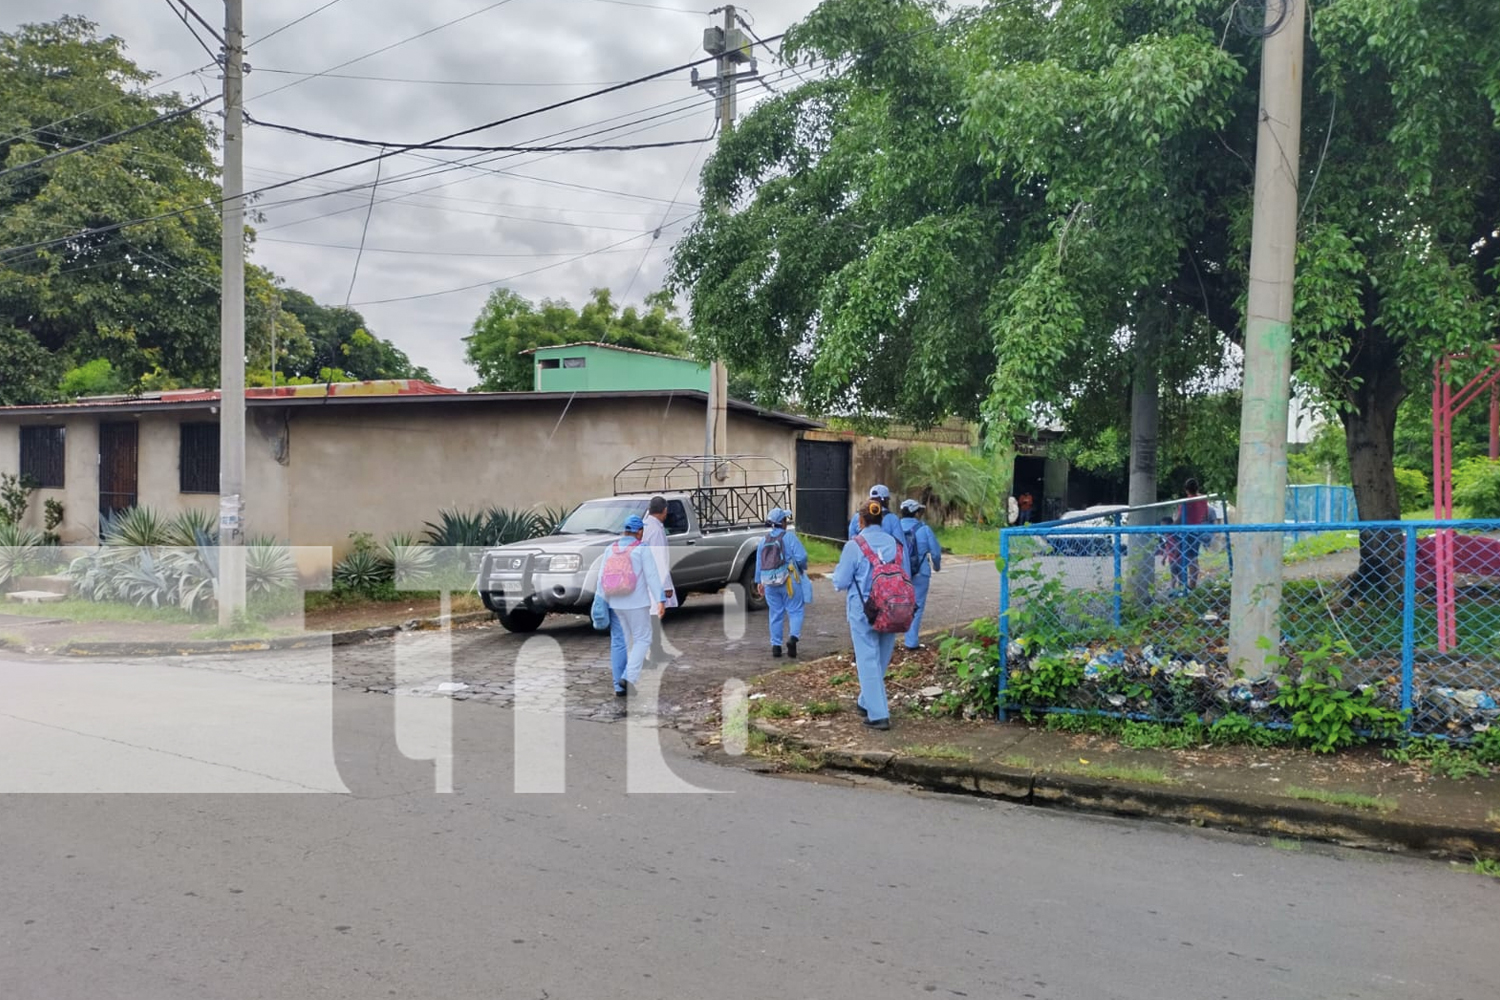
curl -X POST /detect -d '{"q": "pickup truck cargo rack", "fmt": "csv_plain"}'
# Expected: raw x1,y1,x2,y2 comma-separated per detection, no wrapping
613,455,791,531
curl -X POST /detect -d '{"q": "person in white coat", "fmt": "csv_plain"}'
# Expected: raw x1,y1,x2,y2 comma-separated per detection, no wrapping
642,495,678,665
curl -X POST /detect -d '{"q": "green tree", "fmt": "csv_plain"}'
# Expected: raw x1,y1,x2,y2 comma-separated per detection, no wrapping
465,287,690,392
0,16,223,391
274,287,429,382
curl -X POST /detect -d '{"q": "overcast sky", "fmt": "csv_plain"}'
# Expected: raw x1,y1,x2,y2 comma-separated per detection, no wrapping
9,0,822,387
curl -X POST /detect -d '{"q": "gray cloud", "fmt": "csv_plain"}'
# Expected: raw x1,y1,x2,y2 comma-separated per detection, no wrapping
7,0,819,386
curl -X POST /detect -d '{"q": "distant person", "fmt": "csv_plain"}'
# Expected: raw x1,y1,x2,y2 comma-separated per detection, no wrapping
897,499,941,650
589,515,665,697
1157,514,1187,596
1178,479,1211,592
1017,491,1035,525
755,507,809,659
848,484,902,539
833,500,915,731
641,496,677,666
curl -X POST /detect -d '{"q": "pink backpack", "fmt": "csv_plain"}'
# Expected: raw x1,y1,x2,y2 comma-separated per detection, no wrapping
600,540,640,598
853,536,916,634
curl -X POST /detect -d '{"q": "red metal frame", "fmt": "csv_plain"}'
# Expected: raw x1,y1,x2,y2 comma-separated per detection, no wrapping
1432,348,1500,651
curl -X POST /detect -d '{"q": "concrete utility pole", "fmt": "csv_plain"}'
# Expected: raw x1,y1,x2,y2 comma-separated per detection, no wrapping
218,0,247,626
694,5,756,462
1227,0,1306,677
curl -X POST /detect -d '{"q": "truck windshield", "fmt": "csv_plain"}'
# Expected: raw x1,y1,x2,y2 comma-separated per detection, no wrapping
555,499,647,535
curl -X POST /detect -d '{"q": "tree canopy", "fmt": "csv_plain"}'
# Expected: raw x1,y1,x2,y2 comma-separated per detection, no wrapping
465,287,690,392
0,17,432,401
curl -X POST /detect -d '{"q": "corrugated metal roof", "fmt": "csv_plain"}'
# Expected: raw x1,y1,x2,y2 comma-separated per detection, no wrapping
518,341,706,364
0,380,459,412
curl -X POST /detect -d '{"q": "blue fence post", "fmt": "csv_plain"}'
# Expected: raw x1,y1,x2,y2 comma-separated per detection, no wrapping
1221,498,1234,577
997,528,1012,721
1401,526,1417,733
1111,513,1123,628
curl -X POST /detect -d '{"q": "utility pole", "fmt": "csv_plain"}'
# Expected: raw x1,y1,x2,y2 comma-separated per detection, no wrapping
693,6,756,463
218,0,247,626
1227,0,1306,678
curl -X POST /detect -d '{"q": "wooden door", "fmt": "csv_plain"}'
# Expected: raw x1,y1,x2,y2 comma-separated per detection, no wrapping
98,421,139,522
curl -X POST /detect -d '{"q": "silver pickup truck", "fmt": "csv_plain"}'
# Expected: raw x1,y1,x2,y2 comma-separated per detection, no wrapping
477,456,790,633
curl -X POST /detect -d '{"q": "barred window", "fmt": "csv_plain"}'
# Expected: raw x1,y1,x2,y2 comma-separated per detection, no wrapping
179,423,219,494
19,426,65,489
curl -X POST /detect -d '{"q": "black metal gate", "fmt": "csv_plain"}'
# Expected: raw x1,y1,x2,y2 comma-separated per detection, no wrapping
795,439,850,541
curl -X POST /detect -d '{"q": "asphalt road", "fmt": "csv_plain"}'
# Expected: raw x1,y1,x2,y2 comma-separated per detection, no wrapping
0,655,1494,1000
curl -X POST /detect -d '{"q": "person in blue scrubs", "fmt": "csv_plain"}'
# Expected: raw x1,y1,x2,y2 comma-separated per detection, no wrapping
896,498,942,650
754,507,809,659
832,500,908,731
848,484,903,540
589,515,665,697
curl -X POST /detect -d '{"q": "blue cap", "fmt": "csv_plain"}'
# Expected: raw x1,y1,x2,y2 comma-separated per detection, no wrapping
869,484,891,500
767,507,790,525
623,515,645,532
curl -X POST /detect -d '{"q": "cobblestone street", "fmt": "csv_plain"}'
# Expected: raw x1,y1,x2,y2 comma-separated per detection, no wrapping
149,558,1002,722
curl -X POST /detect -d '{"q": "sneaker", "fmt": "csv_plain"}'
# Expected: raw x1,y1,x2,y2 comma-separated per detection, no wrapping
862,717,890,731
856,703,868,718
787,637,798,659
772,645,783,658
615,685,627,698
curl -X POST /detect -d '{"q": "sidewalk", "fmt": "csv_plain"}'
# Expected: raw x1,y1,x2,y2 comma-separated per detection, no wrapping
733,646,1500,862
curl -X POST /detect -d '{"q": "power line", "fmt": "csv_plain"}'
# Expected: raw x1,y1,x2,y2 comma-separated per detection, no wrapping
587,0,711,12
0,63,214,147
246,113,717,153
250,67,678,88
258,236,654,258
348,213,700,307
255,0,350,46
343,147,385,306
0,95,221,181
249,0,523,103
161,0,223,65
620,122,716,303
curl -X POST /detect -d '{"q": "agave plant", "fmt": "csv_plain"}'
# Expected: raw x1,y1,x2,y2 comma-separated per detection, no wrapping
333,547,393,595
485,507,545,547
381,532,435,588
113,550,176,609
101,506,172,548
246,537,297,596
160,542,218,614
166,508,219,548
533,505,572,538
0,522,43,589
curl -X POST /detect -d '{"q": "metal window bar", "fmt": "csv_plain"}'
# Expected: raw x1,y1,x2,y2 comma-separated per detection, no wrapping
996,518,1500,741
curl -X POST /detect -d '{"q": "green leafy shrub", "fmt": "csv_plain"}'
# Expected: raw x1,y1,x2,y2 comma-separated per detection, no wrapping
0,473,35,527
896,446,1000,523
1207,713,1292,748
0,522,44,589
1453,458,1500,518
43,499,64,545
1473,728,1500,766
1274,637,1406,753
1392,467,1430,513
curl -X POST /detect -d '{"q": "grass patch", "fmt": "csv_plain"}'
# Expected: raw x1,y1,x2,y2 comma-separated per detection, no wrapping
786,751,824,773
0,632,21,648
1060,762,1175,785
1473,858,1500,878
1,598,197,624
893,661,925,681
804,700,841,717
1269,837,1303,852
828,672,853,687
1286,786,1395,813
900,744,974,761
753,699,794,719
801,537,844,566
1001,754,1035,769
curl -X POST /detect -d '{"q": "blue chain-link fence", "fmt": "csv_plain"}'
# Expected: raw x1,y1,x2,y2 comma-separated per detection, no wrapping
997,516,1500,739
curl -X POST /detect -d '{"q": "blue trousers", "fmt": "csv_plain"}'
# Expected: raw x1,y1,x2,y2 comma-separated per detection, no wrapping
850,615,896,722
904,571,932,648
765,580,805,647
608,607,652,690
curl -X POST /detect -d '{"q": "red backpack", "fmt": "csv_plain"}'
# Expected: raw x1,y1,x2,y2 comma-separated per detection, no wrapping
853,536,916,634
600,540,640,598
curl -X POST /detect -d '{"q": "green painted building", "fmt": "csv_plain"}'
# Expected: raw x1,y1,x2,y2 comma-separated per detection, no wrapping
523,342,711,393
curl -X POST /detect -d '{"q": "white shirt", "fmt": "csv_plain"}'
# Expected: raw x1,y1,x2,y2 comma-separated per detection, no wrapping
641,515,678,609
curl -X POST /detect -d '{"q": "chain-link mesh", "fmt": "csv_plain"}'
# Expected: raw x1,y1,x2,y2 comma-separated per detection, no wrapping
998,519,1500,739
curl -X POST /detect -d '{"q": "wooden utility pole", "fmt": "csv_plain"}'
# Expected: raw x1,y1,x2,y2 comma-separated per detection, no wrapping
693,5,756,462
1227,0,1306,677
219,0,247,626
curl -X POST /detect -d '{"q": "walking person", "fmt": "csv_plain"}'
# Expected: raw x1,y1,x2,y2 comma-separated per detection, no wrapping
589,515,665,697
1157,514,1186,596
832,500,916,731
848,484,903,539
1017,491,1035,525
755,507,808,659
641,496,677,666
897,499,941,650
1178,479,1211,592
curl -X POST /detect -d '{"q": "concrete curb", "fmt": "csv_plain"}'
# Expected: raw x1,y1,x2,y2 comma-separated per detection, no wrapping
753,721,1500,862
52,610,496,658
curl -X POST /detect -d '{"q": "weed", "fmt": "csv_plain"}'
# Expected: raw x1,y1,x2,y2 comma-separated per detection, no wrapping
1473,858,1500,879
1001,754,1035,769
899,744,974,761
1383,737,1493,780
786,752,824,773
1269,837,1303,852
829,672,854,687
1119,721,1205,750
1472,729,1500,766
1208,713,1293,748
755,700,794,719
1286,786,1395,813
1274,636,1406,753
1063,762,1174,785
894,661,926,681
804,700,841,717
